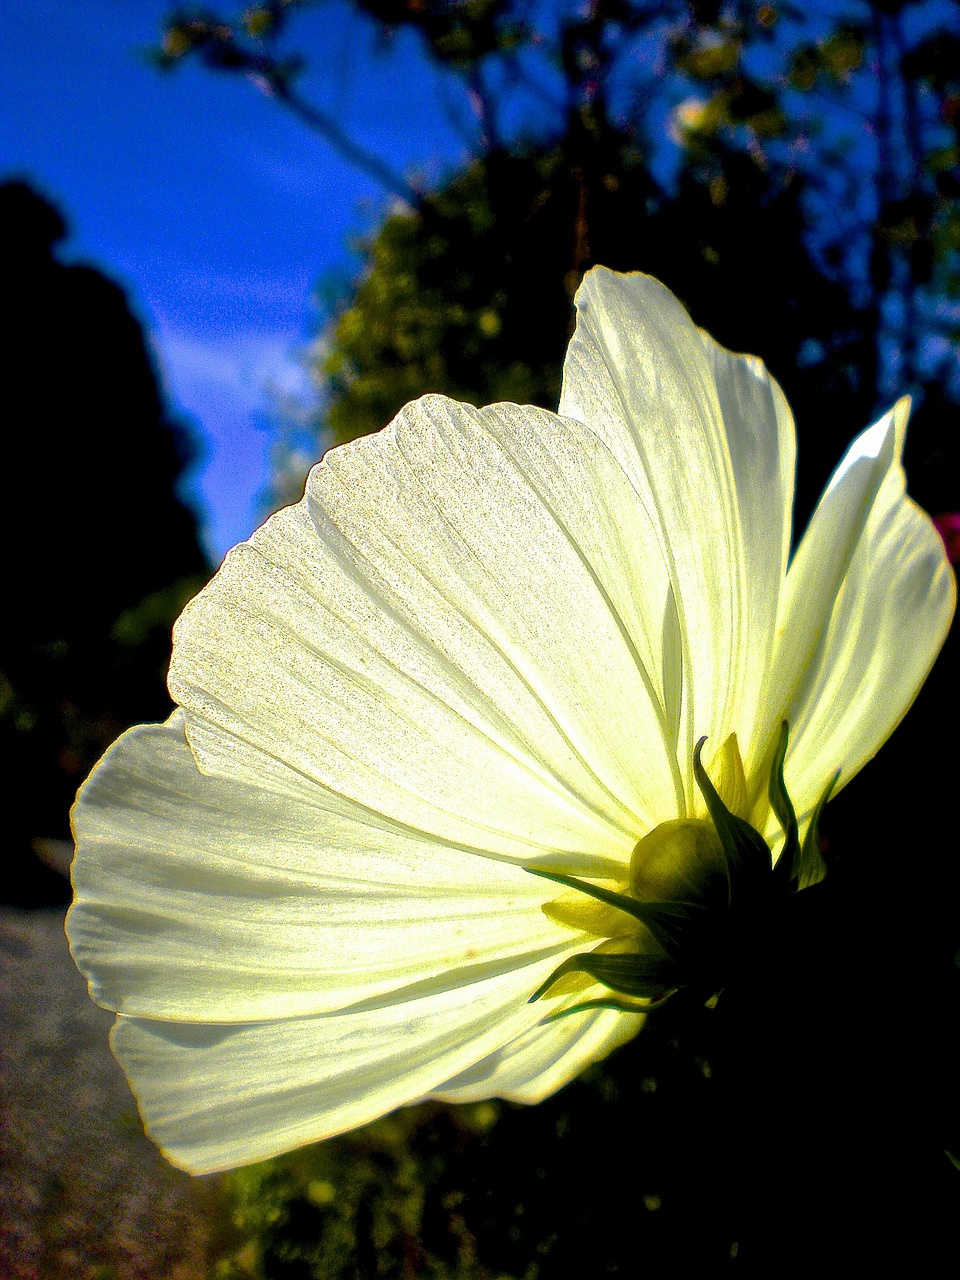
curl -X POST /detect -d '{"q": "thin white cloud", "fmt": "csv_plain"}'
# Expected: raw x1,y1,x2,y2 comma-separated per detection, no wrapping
154,326,316,560
160,327,313,416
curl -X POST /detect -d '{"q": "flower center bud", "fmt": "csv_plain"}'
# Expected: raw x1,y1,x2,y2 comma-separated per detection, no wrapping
526,723,835,1018
628,818,728,910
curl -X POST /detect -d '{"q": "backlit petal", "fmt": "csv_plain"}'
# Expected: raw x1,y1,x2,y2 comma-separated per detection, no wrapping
559,269,795,797
170,395,688,850
762,400,955,814
110,959,607,1174
68,714,580,1021
433,1005,643,1104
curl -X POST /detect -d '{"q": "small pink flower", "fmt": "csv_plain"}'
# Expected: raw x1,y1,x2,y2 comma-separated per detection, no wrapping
933,513,960,565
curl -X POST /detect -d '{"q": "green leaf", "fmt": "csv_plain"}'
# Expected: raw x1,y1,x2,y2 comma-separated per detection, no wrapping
539,993,676,1022
528,950,681,1003
693,737,772,899
769,721,800,890
525,868,709,961
796,771,838,889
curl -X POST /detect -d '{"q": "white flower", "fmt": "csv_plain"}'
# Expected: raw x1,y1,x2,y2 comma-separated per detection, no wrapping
67,270,954,1174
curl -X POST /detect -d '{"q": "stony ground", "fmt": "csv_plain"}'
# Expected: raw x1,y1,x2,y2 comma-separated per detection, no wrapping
0,905,222,1280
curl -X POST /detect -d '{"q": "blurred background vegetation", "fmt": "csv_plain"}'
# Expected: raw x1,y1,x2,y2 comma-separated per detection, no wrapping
3,0,959,1273
160,0,960,526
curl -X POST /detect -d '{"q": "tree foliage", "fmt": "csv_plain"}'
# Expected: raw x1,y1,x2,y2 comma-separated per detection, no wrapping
158,1,960,521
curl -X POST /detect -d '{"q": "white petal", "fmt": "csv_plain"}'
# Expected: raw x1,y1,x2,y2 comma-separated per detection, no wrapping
67,715,586,1021
559,268,795,793
109,957,602,1174
763,400,955,812
170,395,689,850
432,1005,642,1104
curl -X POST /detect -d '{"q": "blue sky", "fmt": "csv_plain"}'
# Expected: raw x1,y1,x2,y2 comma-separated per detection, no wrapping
1,0,469,558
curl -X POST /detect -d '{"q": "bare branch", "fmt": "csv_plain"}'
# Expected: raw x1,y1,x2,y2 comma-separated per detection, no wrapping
256,65,427,210
158,11,426,209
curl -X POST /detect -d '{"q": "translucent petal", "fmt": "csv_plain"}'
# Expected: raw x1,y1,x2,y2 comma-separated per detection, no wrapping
109,957,607,1174
761,401,955,813
67,715,583,1021
432,1005,643,1104
170,395,688,849
559,268,795,796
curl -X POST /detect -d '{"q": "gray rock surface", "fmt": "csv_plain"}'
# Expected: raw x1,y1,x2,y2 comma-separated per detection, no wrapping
0,906,220,1279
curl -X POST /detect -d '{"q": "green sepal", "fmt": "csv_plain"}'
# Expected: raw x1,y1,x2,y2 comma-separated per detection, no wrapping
528,949,682,1003
796,770,838,889
538,992,676,1022
769,721,801,891
693,737,772,901
525,867,709,961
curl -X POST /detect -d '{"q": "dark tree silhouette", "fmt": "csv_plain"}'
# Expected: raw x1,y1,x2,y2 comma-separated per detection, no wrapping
0,179,210,905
